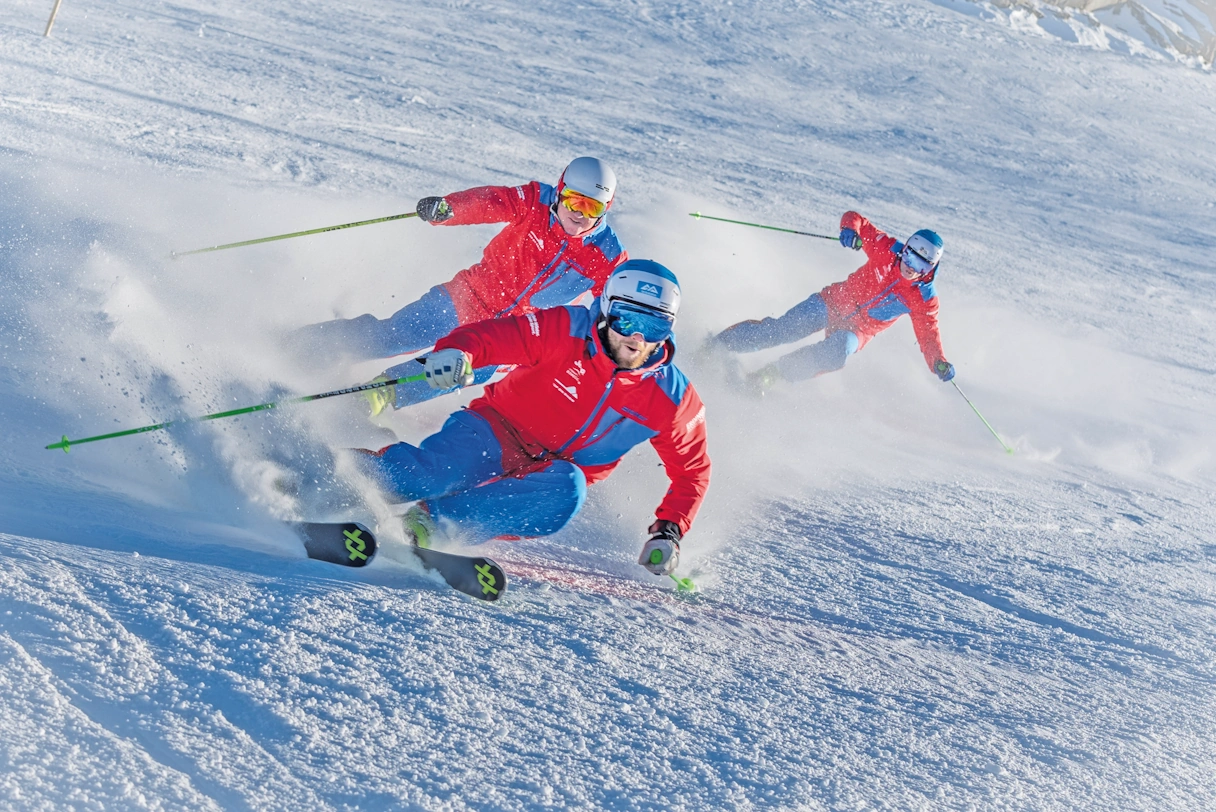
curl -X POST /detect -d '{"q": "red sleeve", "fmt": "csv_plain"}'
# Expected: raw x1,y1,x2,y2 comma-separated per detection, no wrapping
434,307,568,369
841,211,894,262
649,385,711,536
908,293,947,371
437,182,535,227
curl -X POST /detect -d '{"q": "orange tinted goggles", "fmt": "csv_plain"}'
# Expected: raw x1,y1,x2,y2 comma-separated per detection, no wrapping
560,188,608,219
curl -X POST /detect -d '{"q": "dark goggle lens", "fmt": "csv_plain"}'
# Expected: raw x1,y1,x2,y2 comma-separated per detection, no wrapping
902,248,935,275
607,302,674,343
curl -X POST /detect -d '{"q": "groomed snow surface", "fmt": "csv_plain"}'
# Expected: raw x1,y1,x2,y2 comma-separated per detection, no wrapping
2,1,1215,809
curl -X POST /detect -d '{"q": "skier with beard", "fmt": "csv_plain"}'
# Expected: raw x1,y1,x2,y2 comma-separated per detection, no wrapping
713,211,955,390
352,260,709,578
293,157,628,411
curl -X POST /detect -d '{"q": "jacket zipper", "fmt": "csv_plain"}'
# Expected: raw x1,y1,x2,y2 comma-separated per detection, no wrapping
495,241,568,318
552,374,618,457
846,278,901,321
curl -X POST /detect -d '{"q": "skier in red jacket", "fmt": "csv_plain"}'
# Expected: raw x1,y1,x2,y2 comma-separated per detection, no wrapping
714,211,954,389
295,157,628,410
355,260,709,578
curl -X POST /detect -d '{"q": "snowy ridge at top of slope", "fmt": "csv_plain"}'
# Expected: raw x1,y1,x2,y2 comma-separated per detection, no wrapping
936,0,1216,67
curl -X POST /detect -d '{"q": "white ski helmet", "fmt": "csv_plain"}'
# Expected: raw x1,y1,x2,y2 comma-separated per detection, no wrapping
599,260,681,342
601,260,680,317
556,157,617,211
901,229,944,276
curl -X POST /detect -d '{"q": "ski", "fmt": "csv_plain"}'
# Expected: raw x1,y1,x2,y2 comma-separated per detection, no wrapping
412,545,507,603
295,521,376,567
292,522,507,602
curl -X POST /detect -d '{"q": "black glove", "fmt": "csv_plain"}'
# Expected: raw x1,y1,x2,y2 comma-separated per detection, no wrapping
648,519,683,543
416,196,453,223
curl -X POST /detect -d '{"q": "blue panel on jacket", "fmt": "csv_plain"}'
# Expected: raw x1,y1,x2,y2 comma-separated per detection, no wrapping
867,296,911,323
571,408,659,467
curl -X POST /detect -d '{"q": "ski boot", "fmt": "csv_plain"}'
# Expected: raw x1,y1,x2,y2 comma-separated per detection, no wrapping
745,363,781,396
402,503,437,549
727,362,780,397
363,376,396,417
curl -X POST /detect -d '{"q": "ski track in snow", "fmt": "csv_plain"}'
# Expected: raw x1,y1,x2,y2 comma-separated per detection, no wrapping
2,0,1216,809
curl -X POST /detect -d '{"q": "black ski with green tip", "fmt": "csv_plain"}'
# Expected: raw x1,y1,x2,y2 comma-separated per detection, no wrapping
292,522,507,602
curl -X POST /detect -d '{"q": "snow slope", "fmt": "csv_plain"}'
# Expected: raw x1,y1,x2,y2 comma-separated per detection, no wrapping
940,0,1216,68
2,0,1215,809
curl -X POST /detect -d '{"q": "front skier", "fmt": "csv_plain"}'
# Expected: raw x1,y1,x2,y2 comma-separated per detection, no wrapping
714,211,955,390
353,260,710,578
294,157,628,411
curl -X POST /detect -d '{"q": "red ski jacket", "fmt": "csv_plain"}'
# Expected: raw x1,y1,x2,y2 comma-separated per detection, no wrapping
825,212,947,371
435,306,711,535
434,182,628,324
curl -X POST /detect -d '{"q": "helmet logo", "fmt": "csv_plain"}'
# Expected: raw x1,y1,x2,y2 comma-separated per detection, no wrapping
636,281,662,297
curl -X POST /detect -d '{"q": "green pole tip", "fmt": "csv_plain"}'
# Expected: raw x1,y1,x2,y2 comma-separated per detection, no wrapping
47,435,70,453
670,574,696,593
690,211,701,218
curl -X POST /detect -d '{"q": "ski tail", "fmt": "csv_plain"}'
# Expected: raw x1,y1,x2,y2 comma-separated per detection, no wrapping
295,522,377,567
412,546,507,602
292,521,506,601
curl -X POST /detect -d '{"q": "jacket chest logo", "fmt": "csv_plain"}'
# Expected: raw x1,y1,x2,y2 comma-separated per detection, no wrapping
529,232,545,251
552,360,586,403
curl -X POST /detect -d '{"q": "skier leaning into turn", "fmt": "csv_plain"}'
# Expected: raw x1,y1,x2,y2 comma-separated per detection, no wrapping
293,157,628,411
714,211,955,390
351,260,710,578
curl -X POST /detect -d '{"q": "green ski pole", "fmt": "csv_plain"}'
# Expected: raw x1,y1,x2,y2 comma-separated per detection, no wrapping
670,573,697,593
648,548,696,592
951,380,1014,455
689,211,837,241
171,211,419,259
47,373,427,453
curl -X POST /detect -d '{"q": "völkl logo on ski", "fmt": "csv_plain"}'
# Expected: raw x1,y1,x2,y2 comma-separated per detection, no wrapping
343,527,370,562
475,563,500,597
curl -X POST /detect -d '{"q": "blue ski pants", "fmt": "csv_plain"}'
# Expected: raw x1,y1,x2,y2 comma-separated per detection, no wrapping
715,293,858,381
293,284,500,408
358,410,587,543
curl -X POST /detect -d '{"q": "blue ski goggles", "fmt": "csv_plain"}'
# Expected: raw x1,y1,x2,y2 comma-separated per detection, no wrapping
606,300,675,343
901,246,937,276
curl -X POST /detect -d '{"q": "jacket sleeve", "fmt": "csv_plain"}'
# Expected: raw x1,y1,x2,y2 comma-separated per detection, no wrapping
437,182,534,227
648,385,711,536
841,211,894,262
908,289,947,371
434,307,568,369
